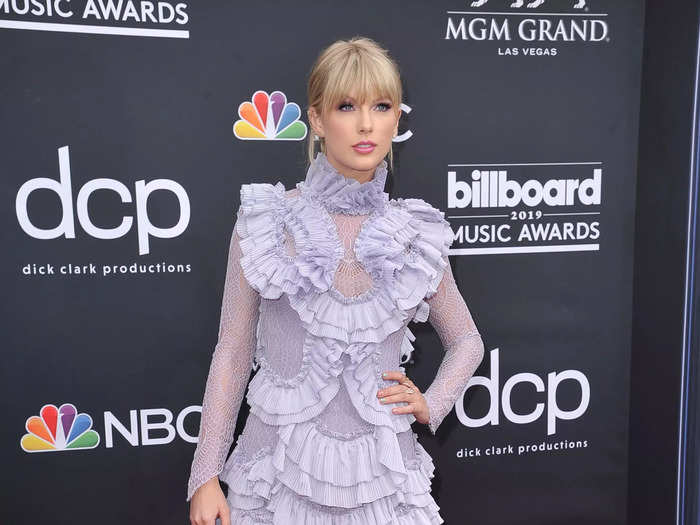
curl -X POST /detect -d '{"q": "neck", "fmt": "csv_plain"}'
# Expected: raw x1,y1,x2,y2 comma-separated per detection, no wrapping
324,154,376,184
298,151,390,215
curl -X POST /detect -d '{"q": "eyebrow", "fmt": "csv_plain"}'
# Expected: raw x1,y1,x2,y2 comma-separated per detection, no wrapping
341,95,389,102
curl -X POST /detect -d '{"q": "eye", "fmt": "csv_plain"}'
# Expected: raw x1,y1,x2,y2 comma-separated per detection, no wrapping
338,100,392,112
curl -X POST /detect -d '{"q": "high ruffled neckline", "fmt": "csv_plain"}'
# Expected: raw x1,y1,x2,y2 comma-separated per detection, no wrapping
297,151,389,215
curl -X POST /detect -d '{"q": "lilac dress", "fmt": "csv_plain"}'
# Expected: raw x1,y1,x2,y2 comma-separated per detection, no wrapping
186,152,485,524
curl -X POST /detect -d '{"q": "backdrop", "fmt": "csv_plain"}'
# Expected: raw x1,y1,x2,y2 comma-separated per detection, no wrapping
0,1,644,523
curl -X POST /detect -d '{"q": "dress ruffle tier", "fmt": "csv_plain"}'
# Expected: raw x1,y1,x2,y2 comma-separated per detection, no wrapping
218,165,454,523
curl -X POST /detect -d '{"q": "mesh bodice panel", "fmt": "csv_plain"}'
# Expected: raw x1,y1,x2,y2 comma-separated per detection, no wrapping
330,213,374,298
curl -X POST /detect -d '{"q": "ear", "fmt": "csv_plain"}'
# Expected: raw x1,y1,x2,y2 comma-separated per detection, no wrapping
307,107,325,137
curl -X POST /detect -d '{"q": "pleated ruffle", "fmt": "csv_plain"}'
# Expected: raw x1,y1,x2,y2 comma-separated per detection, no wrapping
236,183,454,348
220,434,443,524
224,332,441,522
247,335,417,435
227,485,443,525
342,345,417,431
297,151,390,216
236,181,344,300
246,334,345,426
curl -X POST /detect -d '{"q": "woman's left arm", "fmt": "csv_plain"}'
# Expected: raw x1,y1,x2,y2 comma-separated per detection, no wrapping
422,256,485,435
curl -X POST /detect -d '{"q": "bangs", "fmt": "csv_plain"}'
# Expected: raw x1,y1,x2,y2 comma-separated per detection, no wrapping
319,51,401,115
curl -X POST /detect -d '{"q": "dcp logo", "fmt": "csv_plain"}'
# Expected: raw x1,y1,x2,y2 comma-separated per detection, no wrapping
458,348,590,435
16,145,190,255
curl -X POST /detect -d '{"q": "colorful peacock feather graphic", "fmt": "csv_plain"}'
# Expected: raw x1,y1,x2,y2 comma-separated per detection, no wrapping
21,403,100,452
233,90,308,140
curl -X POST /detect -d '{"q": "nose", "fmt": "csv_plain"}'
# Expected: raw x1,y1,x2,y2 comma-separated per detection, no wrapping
358,106,373,133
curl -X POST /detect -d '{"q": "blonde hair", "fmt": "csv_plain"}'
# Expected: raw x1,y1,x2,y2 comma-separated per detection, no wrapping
305,36,402,172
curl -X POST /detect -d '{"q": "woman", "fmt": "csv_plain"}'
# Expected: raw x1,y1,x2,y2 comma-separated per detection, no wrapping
187,36,485,525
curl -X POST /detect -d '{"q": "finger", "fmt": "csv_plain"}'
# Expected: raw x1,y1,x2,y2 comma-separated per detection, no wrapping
377,384,408,397
378,380,420,397
401,377,416,387
391,404,415,414
379,391,414,405
220,502,232,525
381,370,406,381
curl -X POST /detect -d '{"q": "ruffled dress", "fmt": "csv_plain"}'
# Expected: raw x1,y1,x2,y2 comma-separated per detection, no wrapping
186,152,485,524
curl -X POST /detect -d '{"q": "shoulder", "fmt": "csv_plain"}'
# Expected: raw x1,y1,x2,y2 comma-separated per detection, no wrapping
237,180,284,206
233,180,333,299
355,195,454,321
234,180,301,245
236,181,300,211
388,196,450,224
387,196,454,253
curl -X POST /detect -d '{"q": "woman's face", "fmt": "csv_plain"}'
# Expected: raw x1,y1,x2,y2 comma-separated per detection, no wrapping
308,92,400,183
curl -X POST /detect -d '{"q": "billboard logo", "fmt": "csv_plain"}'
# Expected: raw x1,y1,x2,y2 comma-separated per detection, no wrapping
233,90,308,140
446,162,603,255
21,403,100,452
449,168,601,208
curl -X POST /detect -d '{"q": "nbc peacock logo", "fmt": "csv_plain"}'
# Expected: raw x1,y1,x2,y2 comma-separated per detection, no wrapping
233,90,308,140
21,403,100,453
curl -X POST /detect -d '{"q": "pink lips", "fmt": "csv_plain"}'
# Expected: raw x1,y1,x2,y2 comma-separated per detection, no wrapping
353,141,376,154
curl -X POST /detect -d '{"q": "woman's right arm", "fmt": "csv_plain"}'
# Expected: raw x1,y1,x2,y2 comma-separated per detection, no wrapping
187,213,261,524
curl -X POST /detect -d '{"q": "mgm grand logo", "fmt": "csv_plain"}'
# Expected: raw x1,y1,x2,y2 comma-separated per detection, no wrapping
447,0,609,46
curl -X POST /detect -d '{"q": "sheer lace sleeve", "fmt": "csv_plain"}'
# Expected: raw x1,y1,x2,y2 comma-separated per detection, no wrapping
186,214,261,501
422,257,485,435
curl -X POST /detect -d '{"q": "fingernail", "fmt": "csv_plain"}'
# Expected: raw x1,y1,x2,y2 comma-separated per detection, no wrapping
382,372,387,377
